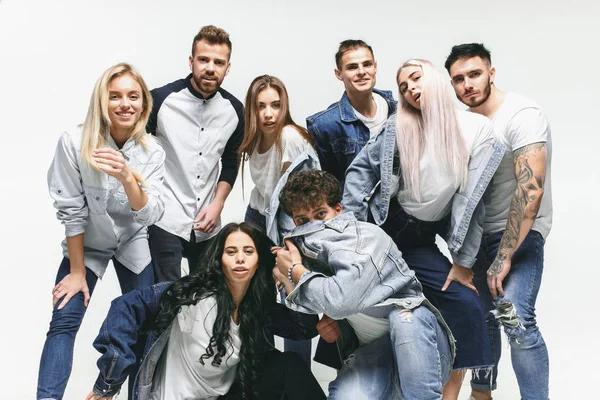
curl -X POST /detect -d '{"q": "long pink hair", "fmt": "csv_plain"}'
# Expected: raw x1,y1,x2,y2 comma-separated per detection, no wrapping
395,59,468,200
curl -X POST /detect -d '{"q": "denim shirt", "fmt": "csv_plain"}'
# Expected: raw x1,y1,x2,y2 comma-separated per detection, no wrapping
91,282,319,400
342,116,505,268
47,128,166,277
307,88,397,185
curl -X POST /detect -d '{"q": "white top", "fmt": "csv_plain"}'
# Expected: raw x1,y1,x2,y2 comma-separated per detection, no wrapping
346,313,389,346
481,92,553,239
249,125,317,215
396,110,495,221
353,92,389,137
150,78,244,242
150,296,241,400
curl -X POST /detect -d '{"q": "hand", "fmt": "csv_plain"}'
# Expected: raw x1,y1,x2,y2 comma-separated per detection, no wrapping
86,391,113,400
93,148,132,184
53,272,90,309
487,253,511,299
193,200,224,233
274,240,302,277
317,315,341,343
442,263,478,294
272,266,294,294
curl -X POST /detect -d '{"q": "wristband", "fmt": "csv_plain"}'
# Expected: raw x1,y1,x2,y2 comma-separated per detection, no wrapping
287,263,302,286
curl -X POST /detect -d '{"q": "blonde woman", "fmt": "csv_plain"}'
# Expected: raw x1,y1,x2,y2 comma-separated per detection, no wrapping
37,63,165,400
343,59,505,398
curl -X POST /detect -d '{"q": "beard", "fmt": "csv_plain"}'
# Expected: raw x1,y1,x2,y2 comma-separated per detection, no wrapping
464,77,492,108
192,73,221,96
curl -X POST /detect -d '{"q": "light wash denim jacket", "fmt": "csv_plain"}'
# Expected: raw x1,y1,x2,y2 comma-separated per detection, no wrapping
342,116,505,268
307,88,397,185
266,155,455,365
47,128,166,277
91,282,319,399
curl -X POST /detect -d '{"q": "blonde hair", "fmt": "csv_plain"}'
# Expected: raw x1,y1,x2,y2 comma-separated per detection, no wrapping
80,63,153,183
395,59,468,200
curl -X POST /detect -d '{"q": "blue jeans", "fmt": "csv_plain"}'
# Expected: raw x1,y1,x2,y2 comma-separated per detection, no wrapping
471,230,549,399
148,225,208,282
328,306,452,400
37,257,154,400
381,200,492,370
245,205,313,367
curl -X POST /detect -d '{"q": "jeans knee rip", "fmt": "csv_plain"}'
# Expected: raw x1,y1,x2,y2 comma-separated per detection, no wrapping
398,309,413,323
492,299,525,342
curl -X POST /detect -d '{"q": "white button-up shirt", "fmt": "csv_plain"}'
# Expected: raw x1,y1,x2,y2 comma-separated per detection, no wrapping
148,76,244,242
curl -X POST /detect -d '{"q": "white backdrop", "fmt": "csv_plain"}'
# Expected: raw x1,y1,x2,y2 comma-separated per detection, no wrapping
1,0,598,398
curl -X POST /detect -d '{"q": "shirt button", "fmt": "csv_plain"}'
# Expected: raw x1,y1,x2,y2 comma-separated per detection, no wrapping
95,196,100,200
199,152,202,156
197,175,200,179
201,128,204,131
197,198,200,201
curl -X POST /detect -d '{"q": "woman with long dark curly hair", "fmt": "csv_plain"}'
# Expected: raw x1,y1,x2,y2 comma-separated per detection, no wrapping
86,222,324,400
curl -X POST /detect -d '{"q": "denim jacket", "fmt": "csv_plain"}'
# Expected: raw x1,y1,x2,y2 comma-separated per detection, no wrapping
92,282,319,399
265,156,454,368
307,89,397,185
47,128,166,277
342,116,505,268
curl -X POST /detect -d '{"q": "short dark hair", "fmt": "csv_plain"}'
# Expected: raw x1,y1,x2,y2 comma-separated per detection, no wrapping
192,25,232,57
335,39,374,70
444,43,491,72
279,170,341,215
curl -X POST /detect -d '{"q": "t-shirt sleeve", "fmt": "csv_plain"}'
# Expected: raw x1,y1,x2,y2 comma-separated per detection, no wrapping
507,108,549,151
281,126,311,164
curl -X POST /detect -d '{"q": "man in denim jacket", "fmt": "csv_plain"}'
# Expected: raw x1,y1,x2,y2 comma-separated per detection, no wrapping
306,39,397,186
273,170,455,400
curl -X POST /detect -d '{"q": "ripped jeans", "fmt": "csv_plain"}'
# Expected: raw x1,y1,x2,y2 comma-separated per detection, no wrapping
328,305,452,400
471,230,549,400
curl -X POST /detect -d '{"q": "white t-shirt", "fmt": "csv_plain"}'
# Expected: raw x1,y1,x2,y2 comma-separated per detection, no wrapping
353,92,390,137
249,125,316,215
346,313,389,346
396,110,495,221
150,296,241,400
481,92,553,239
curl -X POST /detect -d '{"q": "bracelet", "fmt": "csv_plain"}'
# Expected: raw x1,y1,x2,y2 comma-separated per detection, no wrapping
287,262,302,286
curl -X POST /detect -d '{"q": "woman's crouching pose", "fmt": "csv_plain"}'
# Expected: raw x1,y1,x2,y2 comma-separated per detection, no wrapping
86,222,325,400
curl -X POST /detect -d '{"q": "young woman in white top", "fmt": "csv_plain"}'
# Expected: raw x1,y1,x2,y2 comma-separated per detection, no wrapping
238,75,318,234
237,75,318,367
37,63,165,400
344,59,499,399
86,222,324,400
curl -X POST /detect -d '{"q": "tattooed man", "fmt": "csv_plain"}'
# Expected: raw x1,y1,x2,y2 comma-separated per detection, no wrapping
446,43,552,400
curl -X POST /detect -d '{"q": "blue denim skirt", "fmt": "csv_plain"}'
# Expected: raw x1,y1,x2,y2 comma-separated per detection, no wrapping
381,199,492,370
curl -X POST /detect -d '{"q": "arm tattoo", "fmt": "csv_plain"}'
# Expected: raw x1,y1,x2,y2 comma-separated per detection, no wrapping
489,143,545,276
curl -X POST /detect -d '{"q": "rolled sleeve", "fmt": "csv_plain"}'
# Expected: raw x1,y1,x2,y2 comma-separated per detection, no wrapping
48,132,89,237
286,249,382,320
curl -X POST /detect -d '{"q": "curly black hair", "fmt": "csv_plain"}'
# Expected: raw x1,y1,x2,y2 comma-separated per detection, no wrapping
151,222,275,399
279,169,342,215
